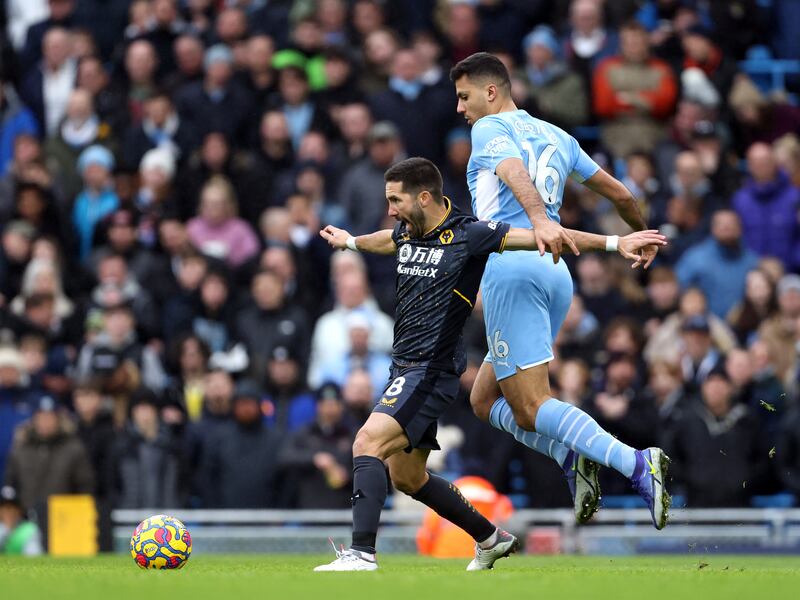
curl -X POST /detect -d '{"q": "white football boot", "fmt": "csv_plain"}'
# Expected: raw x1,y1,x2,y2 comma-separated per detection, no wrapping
466,529,520,571
314,541,378,572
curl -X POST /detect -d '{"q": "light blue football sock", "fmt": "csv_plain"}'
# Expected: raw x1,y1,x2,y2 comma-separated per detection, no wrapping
534,397,638,478
489,397,570,467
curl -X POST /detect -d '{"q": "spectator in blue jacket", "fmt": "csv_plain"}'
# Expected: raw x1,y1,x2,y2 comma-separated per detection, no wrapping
311,310,391,394
0,82,39,174
0,347,35,481
676,210,760,319
71,145,119,260
733,143,800,269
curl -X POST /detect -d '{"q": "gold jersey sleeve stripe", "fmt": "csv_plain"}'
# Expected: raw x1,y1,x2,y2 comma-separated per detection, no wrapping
452,288,473,308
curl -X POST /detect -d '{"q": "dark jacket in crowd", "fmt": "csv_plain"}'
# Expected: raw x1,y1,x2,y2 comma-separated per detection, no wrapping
667,403,767,507
174,81,255,146
588,392,660,496
75,413,116,499
369,84,455,167
776,408,800,497
277,421,354,509
234,304,309,368
337,157,395,236
110,426,185,509
4,417,95,513
186,411,231,495
121,116,197,171
199,420,283,508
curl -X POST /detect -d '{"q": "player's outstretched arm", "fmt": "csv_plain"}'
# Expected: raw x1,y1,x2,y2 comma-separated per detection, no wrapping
503,227,666,268
320,225,396,255
582,169,661,267
495,157,579,263
582,168,648,232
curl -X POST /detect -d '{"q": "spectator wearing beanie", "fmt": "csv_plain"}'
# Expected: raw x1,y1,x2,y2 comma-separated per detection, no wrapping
261,345,317,434
174,44,255,146
134,146,177,247
277,382,355,509
680,24,739,113
0,484,44,556
338,121,405,236
667,367,767,507
311,310,391,394
44,88,115,203
71,145,119,261
520,25,589,129
198,380,283,508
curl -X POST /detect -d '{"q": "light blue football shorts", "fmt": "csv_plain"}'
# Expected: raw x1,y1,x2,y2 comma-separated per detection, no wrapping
481,249,573,380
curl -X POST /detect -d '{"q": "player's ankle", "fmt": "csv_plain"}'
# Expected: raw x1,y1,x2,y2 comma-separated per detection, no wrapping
477,528,499,549
350,546,376,559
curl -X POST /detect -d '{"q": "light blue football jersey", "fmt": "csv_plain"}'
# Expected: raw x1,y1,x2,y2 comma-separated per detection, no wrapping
467,110,600,227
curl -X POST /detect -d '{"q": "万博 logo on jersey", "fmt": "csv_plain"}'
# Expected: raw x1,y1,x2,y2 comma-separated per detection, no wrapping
396,246,444,278
398,244,412,263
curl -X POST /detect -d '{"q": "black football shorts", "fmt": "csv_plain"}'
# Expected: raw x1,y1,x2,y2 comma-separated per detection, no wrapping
372,364,461,452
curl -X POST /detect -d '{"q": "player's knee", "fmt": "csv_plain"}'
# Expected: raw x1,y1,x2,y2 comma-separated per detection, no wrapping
352,427,386,459
511,406,537,432
469,389,493,422
390,471,426,496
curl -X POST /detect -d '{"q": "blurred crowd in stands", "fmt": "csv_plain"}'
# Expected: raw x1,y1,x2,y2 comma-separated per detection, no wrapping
2,0,800,548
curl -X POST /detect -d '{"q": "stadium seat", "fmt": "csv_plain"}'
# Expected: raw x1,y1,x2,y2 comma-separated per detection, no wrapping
739,48,800,102
571,126,600,143
750,493,797,509
599,495,642,509
600,495,688,509
508,494,530,509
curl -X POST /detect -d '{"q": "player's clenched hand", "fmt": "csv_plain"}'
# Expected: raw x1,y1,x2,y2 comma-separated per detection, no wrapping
637,243,659,270
618,231,666,269
534,218,580,263
320,225,351,250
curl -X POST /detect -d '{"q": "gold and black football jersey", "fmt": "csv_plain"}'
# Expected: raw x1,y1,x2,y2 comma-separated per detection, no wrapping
389,198,510,374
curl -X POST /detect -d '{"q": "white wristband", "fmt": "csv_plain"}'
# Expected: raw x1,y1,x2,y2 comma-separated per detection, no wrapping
605,235,619,252
346,236,359,251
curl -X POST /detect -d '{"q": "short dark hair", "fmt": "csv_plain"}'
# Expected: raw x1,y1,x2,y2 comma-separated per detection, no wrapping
384,157,443,203
450,52,510,92
620,19,648,35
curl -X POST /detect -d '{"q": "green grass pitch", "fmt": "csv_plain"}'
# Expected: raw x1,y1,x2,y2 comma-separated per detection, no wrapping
2,555,799,600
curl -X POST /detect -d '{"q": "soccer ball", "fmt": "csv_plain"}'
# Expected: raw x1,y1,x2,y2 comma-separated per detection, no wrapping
130,514,192,569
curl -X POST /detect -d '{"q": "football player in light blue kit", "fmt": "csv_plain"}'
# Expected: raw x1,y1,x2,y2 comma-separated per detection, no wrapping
451,53,670,529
